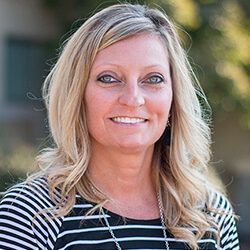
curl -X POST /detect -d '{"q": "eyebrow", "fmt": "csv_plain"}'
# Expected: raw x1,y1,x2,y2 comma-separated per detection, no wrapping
93,63,170,72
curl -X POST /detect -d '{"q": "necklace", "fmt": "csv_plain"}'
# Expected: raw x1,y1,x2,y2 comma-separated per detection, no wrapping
98,191,170,250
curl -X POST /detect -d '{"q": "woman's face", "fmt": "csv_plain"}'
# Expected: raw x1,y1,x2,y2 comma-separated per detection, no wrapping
85,34,172,153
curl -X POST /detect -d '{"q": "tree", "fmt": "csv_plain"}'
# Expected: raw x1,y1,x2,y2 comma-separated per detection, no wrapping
42,0,250,127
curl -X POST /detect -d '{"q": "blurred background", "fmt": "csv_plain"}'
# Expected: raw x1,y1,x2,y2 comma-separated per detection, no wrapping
0,0,249,248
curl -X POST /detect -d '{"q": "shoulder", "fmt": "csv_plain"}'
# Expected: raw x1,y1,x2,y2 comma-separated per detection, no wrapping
207,189,240,250
0,177,63,249
208,189,233,214
207,188,236,227
1,177,54,212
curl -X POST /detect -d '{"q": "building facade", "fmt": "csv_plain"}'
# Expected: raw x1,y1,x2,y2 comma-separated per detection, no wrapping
0,0,59,142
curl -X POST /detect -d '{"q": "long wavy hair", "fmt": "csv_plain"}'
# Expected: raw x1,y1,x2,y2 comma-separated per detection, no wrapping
34,3,219,249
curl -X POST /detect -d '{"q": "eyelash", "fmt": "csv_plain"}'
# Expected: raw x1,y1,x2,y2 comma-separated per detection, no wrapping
97,74,120,84
97,73,165,84
143,74,164,84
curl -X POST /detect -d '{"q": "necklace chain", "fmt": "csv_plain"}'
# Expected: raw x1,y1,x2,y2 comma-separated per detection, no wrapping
98,190,170,250
157,192,170,250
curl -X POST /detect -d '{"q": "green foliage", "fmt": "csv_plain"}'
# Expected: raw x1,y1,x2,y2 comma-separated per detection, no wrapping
42,0,250,127
0,141,37,191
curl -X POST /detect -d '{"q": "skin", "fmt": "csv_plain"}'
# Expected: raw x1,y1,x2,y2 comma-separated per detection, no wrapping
84,33,173,219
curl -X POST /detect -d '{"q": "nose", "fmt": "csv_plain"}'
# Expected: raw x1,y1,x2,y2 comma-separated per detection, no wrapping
118,82,145,107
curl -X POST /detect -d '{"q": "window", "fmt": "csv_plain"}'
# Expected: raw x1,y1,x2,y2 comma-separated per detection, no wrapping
5,38,48,104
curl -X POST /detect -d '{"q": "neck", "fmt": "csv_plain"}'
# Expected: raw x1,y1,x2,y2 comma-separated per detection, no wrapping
89,145,155,194
87,143,159,219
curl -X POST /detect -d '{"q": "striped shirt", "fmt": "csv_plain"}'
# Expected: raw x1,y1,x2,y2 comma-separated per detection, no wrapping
0,178,239,249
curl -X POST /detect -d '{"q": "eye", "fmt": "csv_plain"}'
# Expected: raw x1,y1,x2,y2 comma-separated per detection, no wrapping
97,74,119,84
144,74,165,84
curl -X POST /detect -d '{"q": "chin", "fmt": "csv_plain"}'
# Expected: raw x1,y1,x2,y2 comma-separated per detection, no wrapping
116,141,153,152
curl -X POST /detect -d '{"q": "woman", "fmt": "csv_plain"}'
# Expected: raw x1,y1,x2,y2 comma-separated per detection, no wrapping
0,3,239,250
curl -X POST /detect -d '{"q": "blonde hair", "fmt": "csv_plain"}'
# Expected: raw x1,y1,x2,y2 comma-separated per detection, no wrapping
34,4,219,249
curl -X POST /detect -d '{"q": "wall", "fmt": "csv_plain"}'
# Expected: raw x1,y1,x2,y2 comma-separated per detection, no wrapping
0,0,59,142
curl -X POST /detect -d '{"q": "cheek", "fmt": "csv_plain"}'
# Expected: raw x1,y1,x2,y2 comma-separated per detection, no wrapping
85,85,105,117
85,88,100,134
153,90,172,120
85,98,102,129
84,87,112,137
85,102,104,142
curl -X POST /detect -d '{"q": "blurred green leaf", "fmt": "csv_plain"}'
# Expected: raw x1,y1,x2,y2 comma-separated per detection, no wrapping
42,0,250,128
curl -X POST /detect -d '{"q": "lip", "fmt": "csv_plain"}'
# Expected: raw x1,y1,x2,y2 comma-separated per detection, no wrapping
110,116,148,124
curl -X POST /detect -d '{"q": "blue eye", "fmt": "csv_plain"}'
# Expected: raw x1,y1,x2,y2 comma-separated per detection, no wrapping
145,74,164,84
97,74,118,83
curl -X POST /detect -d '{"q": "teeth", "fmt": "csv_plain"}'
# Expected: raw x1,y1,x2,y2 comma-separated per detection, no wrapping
112,117,146,124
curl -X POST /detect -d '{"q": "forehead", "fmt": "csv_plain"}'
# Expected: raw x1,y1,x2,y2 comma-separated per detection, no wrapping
91,33,170,71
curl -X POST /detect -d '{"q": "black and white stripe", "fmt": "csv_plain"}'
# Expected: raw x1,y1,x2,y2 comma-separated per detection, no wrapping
0,178,240,249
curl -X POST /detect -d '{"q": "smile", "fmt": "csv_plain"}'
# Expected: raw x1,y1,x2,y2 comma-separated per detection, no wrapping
111,117,147,124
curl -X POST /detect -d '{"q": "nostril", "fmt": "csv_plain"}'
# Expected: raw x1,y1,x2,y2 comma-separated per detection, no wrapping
118,95,145,107
118,89,145,107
